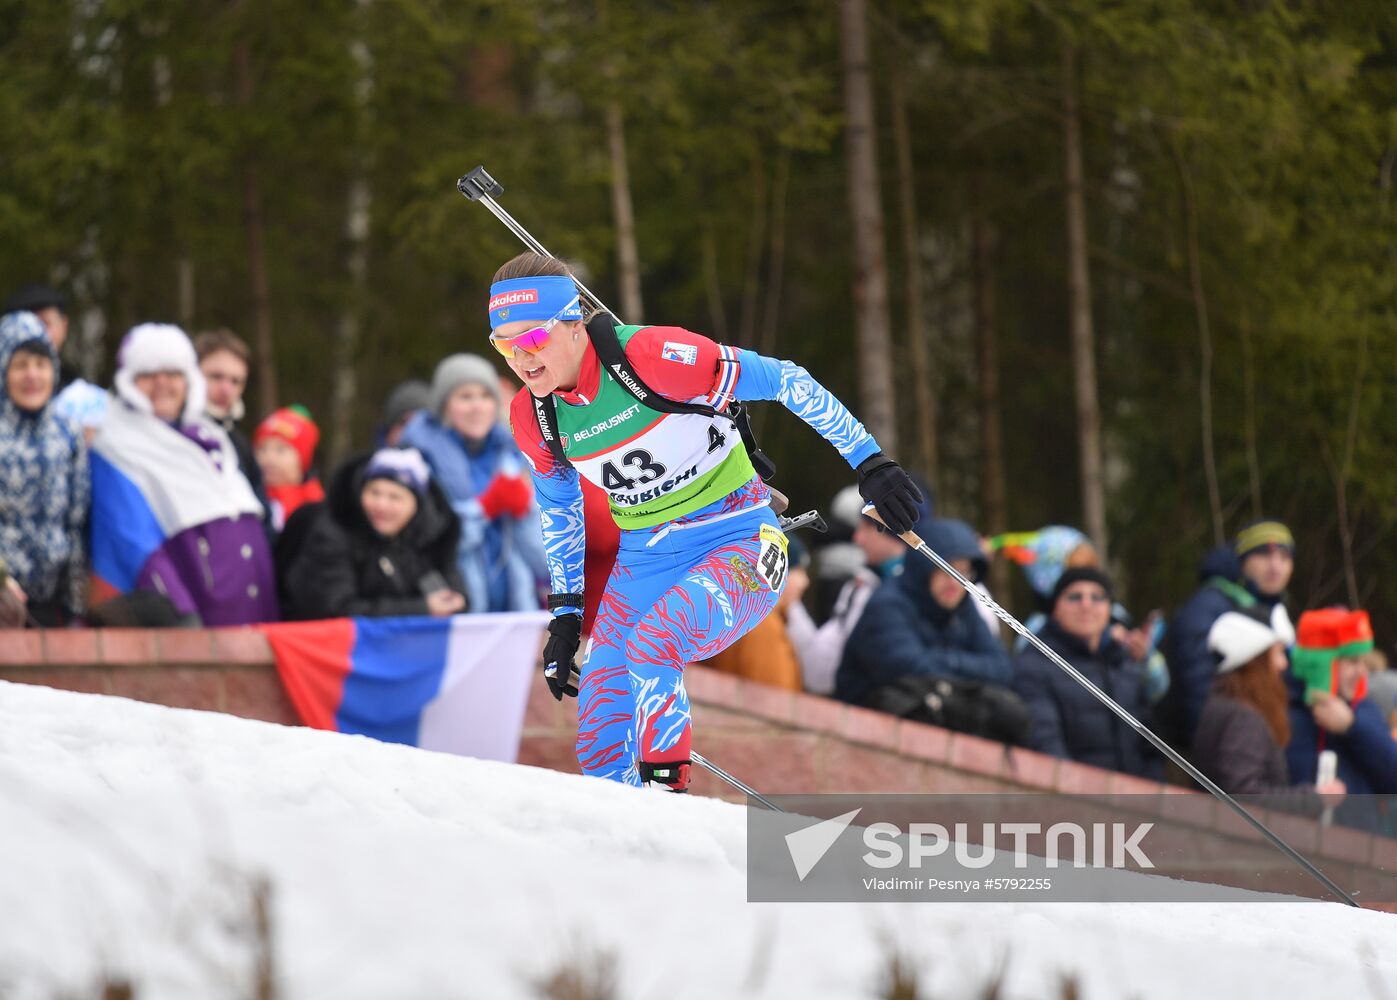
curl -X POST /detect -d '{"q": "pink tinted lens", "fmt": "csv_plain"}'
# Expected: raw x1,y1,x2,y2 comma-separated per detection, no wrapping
493,324,550,356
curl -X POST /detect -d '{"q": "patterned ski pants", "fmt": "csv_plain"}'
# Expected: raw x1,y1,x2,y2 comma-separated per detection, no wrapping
577,500,787,787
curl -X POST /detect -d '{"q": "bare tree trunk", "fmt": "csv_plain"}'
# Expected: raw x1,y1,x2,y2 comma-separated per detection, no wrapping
606,100,643,323
737,156,769,348
700,220,728,341
234,36,277,412
1240,309,1263,520
890,67,937,488
1060,40,1106,556
757,149,790,358
1337,330,1369,607
154,53,197,331
839,0,897,453
330,15,374,467
1172,143,1224,546
330,177,371,466
972,196,1008,603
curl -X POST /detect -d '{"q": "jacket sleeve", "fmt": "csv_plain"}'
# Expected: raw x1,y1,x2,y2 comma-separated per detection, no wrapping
287,517,427,620
508,390,586,617
64,434,90,617
731,348,882,468
786,577,877,695
1013,650,1069,757
1334,701,1397,794
856,595,1012,690
1214,708,1325,817
1167,594,1223,743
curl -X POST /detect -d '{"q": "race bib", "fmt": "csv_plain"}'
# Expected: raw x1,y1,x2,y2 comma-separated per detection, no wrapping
755,523,789,591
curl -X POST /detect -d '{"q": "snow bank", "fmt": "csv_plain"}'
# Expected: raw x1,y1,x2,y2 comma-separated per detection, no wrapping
0,680,1391,999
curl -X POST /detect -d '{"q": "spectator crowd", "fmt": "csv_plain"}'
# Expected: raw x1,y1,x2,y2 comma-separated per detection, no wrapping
1,283,1394,832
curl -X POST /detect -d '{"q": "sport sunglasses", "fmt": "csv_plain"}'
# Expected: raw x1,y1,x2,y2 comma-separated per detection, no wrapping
488,295,581,359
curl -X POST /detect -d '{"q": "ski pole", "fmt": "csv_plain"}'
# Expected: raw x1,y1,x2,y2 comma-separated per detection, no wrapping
458,165,618,321
862,504,1360,908
693,752,786,813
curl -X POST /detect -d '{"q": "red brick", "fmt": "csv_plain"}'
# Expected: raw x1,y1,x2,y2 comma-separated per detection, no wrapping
156,629,215,665
1317,825,1375,867
820,741,929,794
516,734,582,776
924,767,1012,794
109,666,222,711
42,630,100,665
690,702,775,734
684,665,738,706
1005,747,1058,790
1054,760,1112,796
947,733,1008,778
734,682,797,726
1349,866,1396,908
793,693,845,732
0,666,109,695
695,730,822,794
211,627,272,664
1212,804,1269,845
1107,772,1165,798
523,683,578,733
1370,832,1397,874
98,629,157,665
224,665,299,725
1156,786,1216,830
896,720,951,763
0,630,44,665
839,704,902,751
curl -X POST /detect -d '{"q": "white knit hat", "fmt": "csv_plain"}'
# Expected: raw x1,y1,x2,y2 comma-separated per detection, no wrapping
1208,609,1281,674
113,323,206,424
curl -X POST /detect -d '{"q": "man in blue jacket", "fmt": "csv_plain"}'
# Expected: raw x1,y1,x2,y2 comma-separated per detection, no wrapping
1161,520,1297,751
835,516,1010,708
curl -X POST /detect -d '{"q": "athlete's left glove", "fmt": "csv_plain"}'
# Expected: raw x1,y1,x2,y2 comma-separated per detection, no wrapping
856,453,923,535
542,613,583,701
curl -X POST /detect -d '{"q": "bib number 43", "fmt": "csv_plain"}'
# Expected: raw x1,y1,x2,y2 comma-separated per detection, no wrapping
600,449,667,492
755,523,789,590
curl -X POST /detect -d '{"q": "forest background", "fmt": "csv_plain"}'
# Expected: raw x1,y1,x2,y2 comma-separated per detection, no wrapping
3,0,1395,632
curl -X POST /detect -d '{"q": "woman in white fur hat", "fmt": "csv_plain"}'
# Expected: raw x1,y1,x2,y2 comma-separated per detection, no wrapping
88,323,276,625
1191,607,1343,816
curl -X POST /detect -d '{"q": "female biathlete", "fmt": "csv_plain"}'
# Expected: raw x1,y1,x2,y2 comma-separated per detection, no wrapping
491,252,921,791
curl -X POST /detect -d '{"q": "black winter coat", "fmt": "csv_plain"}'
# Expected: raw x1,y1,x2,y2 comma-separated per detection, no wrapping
281,453,464,620
1191,692,1323,817
835,538,1010,707
1013,620,1162,780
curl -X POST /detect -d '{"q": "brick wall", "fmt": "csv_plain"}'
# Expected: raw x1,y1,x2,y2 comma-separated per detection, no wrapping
2,627,1393,907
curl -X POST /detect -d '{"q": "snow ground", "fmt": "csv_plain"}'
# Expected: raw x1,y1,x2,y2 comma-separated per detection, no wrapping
0,680,1393,1000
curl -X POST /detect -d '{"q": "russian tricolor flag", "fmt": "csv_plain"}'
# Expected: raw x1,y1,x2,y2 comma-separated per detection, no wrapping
260,612,548,761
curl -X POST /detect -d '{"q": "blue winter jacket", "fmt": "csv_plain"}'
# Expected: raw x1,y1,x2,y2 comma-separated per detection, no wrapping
1013,620,1162,779
1160,546,1285,750
835,518,1010,706
399,413,546,612
1285,675,1397,833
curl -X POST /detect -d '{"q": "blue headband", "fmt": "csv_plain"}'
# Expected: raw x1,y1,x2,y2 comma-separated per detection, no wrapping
487,275,583,330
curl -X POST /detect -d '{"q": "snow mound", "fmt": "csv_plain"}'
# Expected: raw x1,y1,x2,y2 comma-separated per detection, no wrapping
0,680,1391,999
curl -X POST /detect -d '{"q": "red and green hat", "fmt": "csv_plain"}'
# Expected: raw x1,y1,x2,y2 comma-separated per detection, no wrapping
1292,608,1373,701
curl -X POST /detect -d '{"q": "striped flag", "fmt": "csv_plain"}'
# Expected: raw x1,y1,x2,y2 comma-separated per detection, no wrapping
260,612,548,761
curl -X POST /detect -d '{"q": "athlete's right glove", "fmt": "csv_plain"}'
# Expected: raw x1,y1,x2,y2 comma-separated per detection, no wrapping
856,453,923,535
542,613,583,701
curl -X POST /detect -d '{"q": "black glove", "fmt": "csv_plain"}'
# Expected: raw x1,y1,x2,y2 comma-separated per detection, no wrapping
856,454,923,535
542,613,583,701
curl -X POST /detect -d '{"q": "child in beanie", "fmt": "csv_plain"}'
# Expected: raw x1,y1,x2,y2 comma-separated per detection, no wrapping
254,405,325,530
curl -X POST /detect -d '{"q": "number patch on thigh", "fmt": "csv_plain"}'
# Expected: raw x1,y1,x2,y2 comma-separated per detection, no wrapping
755,523,789,591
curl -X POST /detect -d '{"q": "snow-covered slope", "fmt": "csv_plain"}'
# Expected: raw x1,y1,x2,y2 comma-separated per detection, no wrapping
0,680,1391,999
